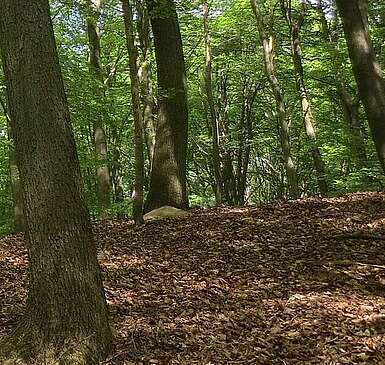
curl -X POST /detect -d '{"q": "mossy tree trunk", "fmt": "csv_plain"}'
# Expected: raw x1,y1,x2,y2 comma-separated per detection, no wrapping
0,1,112,363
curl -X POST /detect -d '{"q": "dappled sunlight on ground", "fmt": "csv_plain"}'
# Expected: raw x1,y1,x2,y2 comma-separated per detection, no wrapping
1,192,385,364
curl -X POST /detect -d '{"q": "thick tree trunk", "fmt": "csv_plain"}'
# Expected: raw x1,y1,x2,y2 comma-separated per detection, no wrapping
203,2,223,205
0,1,112,363
251,0,299,198
282,1,328,196
336,0,385,172
122,0,145,225
144,0,189,211
85,0,112,214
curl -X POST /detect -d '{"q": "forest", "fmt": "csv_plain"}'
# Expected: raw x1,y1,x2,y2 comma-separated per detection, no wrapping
0,0,385,364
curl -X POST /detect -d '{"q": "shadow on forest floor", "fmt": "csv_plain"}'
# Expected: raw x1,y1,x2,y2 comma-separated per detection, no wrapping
1,192,385,364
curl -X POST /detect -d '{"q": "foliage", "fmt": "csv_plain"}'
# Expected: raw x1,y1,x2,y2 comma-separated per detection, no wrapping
0,0,384,233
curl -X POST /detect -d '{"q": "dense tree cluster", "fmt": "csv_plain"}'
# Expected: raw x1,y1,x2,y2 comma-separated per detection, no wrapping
0,0,384,232
0,0,384,363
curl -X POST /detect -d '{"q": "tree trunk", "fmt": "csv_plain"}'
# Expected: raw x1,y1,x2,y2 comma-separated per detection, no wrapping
122,0,145,225
236,81,257,205
136,0,156,169
317,2,368,167
144,0,189,211
110,126,125,203
218,73,236,205
336,0,385,172
235,84,247,205
282,1,328,196
9,147,24,233
0,1,112,363
0,97,24,232
85,0,112,214
250,0,299,198
203,2,223,205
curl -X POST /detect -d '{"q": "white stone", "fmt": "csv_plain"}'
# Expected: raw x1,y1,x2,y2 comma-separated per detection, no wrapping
143,206,188,221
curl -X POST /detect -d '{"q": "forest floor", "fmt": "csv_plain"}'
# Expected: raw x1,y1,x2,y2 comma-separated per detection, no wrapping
1,192,385,364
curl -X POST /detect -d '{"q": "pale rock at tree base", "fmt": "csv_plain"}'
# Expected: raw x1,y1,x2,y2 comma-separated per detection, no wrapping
143,206,189,222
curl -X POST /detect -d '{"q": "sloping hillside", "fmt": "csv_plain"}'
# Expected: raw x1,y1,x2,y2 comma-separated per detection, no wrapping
1,192,385,364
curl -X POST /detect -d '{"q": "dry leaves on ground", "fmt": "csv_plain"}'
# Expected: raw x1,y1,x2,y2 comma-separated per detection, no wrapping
1,192,385,364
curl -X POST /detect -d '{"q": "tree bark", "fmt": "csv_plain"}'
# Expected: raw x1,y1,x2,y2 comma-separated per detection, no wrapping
136,0,156,169
282,1,328,196
122,0,145,224
336,0,385,172
203,2,223,205
0,1,112,363
144,0,189,211
317,2,368,167
250,0,299,198
85,0,112,214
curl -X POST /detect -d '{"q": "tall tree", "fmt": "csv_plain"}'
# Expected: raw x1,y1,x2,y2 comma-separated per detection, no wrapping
145,0,189,211
203,1,223,205
136,0,156,169
336,0,385,172
122,0,145,224
317,1,368,167
0,0,112,363
250,0,299,198
84,0,112,214
281,0,328,196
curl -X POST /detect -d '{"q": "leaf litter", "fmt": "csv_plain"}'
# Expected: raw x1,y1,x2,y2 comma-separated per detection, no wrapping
1,192,385,364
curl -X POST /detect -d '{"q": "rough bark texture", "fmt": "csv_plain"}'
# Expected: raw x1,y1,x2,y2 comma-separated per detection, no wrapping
144,0,189,212
336,0,385,172
251,0,299,199
85,0,112,213
282,1,328,196
0,1,112,363
122,0,145,225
